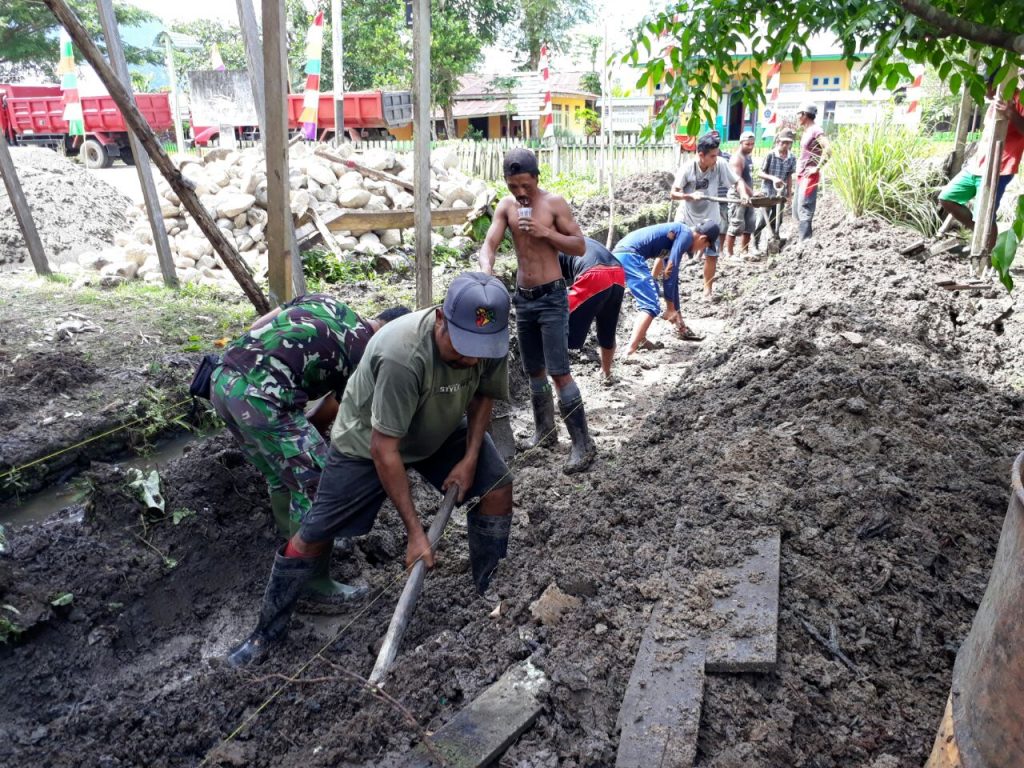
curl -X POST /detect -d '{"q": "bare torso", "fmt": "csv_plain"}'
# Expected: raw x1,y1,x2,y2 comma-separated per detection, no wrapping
500,191,568,288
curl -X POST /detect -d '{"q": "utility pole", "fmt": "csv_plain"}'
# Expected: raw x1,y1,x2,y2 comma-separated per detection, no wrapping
412,0,431,307
331,0,344,146
96,0,177,288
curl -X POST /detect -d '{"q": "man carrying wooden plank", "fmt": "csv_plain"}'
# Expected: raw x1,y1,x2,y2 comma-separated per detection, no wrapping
207,295,409,612
478,148,596,475
227,273,513,667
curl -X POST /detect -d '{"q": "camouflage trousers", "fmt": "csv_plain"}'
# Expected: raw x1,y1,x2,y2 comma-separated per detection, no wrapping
210,366,328,525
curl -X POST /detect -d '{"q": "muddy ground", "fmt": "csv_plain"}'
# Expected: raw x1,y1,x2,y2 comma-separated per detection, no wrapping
2,194,1024,767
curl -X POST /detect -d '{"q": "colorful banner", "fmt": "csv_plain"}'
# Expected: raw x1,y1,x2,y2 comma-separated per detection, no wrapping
762,61,783,136
539,43,554,141
57,30,84,136
299,11,325,140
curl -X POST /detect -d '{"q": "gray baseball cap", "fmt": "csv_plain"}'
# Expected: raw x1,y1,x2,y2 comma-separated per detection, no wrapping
739,130,756,141
442,272,511,358
798,102,818,118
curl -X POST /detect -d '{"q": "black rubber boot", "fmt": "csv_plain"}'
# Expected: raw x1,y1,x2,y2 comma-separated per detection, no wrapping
227,546,316,668
559,397,597,475
467,510,512,594
527,389,557,449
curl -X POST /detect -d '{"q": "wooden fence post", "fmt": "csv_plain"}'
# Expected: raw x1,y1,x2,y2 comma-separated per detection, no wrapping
42,0,270,313
412,0,432,308
0,131,50,276
95,0,177,289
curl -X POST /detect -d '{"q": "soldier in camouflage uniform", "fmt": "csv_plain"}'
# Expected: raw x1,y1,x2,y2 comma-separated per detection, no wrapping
211,294,409,609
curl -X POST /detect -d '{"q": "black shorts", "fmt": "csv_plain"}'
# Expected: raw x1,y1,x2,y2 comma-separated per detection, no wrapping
568,284,624,350
299,425,513,543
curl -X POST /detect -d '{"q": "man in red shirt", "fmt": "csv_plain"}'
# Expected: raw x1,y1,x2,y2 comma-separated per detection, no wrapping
939,84,1024,250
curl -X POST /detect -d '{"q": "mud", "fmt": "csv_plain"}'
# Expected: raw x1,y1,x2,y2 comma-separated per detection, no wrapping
575,171,675,234
2,194,1024,767
0,146,132,267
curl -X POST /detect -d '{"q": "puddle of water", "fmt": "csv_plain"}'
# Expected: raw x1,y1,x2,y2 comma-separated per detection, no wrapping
1,431,207,529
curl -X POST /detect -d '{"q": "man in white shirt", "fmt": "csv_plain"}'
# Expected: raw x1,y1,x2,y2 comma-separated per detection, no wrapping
671,131,750,300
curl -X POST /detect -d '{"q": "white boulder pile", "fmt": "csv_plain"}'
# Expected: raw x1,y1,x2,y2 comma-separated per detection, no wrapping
66,142,490,288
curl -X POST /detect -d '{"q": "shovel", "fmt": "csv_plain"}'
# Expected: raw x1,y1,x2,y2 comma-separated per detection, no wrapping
369,484,460,685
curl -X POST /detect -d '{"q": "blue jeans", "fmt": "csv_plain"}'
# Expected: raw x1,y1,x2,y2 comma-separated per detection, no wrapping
614,249,660,317
513,287,571,376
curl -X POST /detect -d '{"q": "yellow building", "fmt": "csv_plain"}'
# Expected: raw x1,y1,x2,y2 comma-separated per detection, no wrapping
648,37,867,140
426,73,598,139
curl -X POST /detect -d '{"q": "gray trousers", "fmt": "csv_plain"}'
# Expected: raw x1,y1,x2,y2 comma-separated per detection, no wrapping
793,173,819,240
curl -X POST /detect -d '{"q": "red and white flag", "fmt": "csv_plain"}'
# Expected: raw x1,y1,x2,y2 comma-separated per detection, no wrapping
763,61,782,134
539,43,554,140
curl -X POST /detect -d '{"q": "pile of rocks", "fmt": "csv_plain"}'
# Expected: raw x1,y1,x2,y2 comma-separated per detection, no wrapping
64,142,491,288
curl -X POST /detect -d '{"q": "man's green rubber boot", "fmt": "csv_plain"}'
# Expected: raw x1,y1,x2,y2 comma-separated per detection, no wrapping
298,541,370,614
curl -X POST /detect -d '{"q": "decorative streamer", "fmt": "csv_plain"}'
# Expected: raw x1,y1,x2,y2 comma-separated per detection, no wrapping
57,30,84,136
539,43,554,140
299,11,325,140
762,61,782,136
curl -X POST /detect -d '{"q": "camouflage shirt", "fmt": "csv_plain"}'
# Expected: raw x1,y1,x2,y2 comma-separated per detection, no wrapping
220,294,372,410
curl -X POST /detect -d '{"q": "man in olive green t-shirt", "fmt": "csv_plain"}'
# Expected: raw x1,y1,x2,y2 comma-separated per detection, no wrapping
227,272,514,668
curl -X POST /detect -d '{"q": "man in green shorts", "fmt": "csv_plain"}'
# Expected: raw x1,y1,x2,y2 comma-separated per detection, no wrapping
211,295,408,610
227,272,514,667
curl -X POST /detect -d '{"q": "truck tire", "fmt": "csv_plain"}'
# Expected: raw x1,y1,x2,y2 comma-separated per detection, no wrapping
82,138,112,169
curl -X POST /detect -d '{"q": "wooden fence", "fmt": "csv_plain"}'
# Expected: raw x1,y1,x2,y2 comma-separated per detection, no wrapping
355,136,684,182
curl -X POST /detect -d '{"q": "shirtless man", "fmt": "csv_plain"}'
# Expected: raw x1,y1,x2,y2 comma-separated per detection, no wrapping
479,148,596,474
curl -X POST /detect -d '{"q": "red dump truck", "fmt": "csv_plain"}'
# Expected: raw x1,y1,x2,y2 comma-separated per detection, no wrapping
0,83,173,168
191,90,413,146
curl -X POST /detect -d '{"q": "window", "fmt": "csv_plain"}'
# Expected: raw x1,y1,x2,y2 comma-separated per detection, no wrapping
832,77,841,86
812,77,819,86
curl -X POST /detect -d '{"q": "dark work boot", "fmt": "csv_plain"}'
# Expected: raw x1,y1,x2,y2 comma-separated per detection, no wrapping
297,541,369,614
527,389,557,449
226,546,316,668
467,511,512,594
559,397,597,475
269,490,295,538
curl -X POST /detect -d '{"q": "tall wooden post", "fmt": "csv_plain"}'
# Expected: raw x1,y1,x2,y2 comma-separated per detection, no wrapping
42,0,269,313
161,35,187,156
951,51,981,177
412,0,432,308
236,0,305,298
96,0,177,288
604,22,615,249
261,0,293,305
0,131,50,276
331,0,344,146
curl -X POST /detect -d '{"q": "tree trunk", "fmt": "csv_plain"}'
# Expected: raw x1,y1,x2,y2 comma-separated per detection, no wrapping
899,0,1024,54
444,103,457,140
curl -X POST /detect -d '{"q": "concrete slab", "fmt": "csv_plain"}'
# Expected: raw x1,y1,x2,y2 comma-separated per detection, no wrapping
705,531,781,673
615,603,706,768
403,661,546,768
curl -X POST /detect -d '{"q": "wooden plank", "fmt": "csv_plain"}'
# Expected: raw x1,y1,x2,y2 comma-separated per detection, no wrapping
616,605,706,768
315,148,444,203
705,531,781,673
402,661,546,768
95,0,177,288
43,0,269,313
261,0,292,305
310,209,346,257
925,694,962,768
412,0,431,307
325,207,470,234
0,131,50,276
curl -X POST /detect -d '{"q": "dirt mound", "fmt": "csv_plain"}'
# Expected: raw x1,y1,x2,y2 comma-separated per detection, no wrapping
575,171,675,234
0,147,131,267
2,194,1023,766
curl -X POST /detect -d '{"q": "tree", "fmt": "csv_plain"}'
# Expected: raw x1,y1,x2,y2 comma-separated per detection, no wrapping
0,0,156,79
506,0,595,69
170,19,247,88
624,0,1024,282
431,9,484,139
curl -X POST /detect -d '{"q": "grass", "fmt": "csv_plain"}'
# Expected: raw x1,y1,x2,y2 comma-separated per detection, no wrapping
539,165,602,203
829,122,944,236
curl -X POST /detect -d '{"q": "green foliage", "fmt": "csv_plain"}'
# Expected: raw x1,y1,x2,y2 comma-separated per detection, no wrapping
0,606,23,645
992,196,1024,292
624,0,1023,141
575,105,601,135
828,122,941,235
432,6,485,136
505,0,594,68
129,387,191,455
580,72,602,97
540,166,601,202
172,508,197,525
0,0,157,76
302,248,374,286
170,19,248,88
